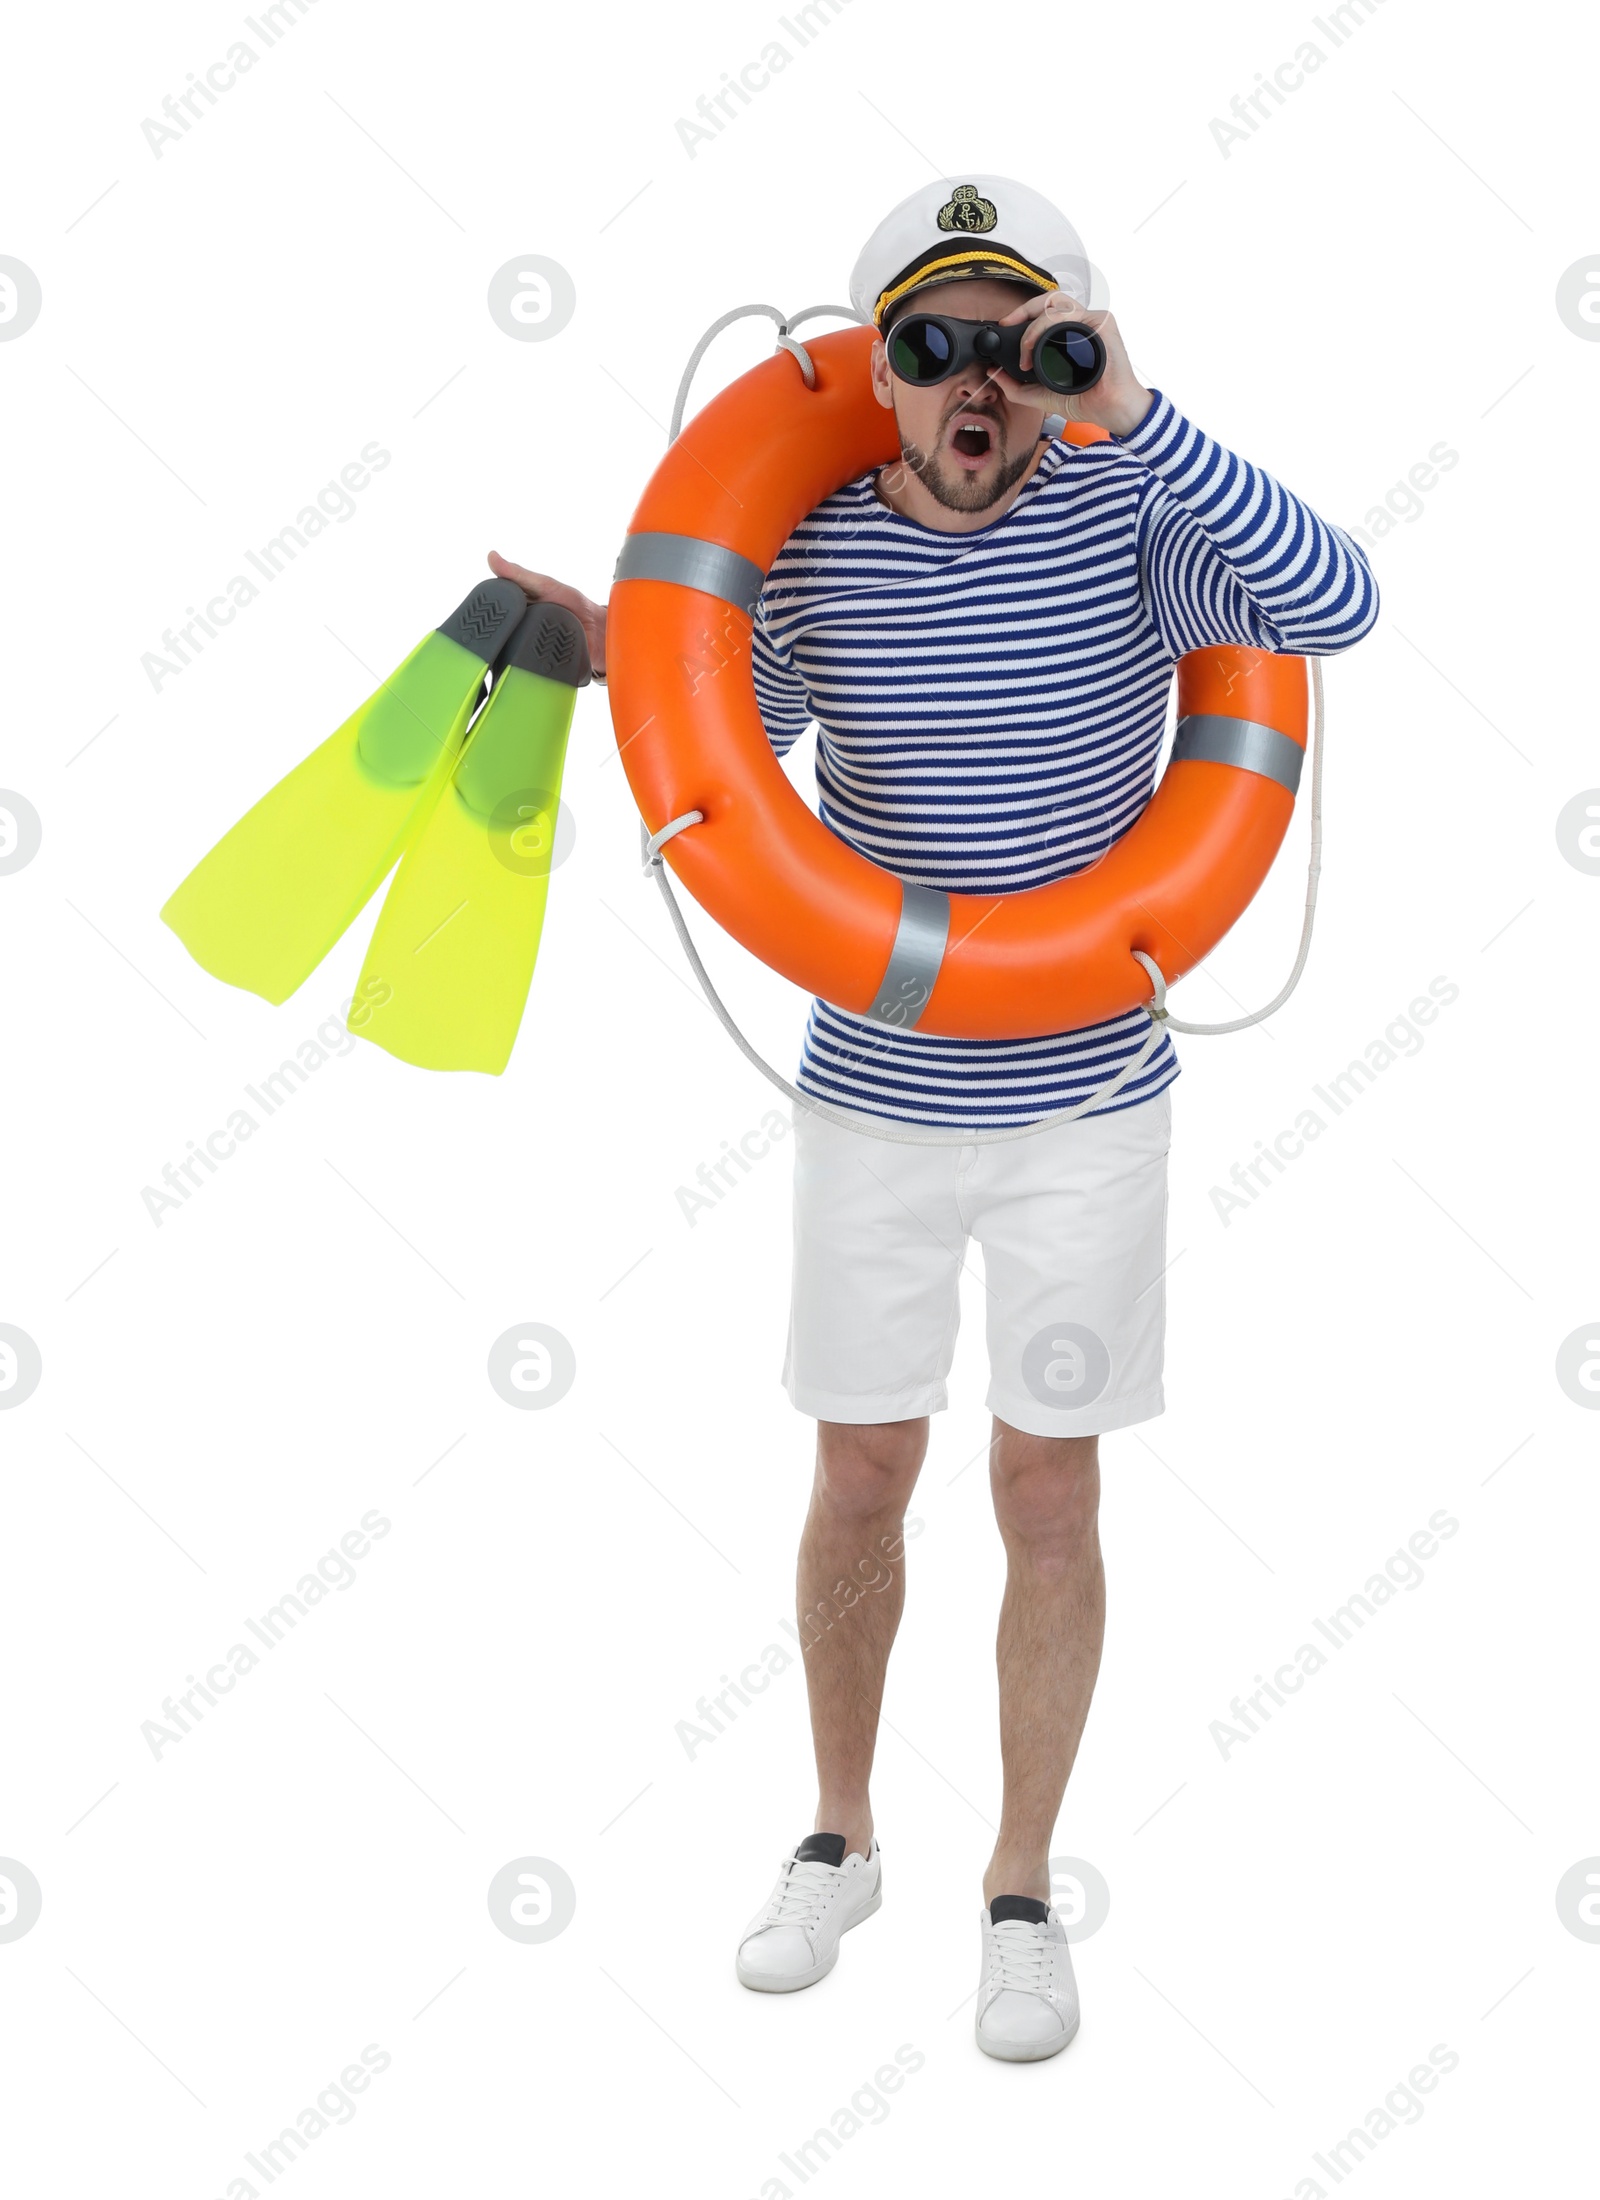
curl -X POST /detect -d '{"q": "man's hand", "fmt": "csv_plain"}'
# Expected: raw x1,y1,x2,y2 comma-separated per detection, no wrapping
487,551,607,680
993,291,1154,440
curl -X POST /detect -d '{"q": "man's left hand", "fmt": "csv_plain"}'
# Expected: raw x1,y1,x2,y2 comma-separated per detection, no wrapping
993,291,1153,439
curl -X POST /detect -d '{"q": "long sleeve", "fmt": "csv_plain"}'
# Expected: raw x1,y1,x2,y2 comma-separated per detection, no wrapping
751,614,813,758
1121,390,1379,660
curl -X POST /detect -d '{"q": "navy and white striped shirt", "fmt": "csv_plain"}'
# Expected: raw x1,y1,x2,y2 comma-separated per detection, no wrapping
750,389,1378,1128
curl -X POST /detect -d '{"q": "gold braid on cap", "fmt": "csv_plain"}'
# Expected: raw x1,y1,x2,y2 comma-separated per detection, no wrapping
874,248,1058,327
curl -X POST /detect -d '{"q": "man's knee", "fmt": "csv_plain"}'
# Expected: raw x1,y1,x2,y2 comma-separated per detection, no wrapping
814,1416,927,1522
990,1424,1100,1552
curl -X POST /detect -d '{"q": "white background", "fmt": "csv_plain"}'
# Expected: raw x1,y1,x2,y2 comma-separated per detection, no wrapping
2,0,1596,2191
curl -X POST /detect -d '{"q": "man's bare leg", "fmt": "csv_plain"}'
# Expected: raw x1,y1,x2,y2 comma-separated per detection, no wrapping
797,1417,927,1860
982,1420,1105,1906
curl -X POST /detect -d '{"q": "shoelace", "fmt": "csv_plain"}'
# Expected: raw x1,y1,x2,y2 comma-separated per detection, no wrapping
988,1918,1052,1991
765,1859,844,1932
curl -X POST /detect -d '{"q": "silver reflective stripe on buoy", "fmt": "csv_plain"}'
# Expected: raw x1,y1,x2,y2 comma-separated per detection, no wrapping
864,884,950,1028
613,532,766,615
1170,713,1305,795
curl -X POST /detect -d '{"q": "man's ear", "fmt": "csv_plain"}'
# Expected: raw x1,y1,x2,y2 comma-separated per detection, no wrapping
869,336,896,412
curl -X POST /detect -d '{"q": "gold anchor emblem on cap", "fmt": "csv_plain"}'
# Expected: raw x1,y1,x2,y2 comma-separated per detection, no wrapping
937,183,998,234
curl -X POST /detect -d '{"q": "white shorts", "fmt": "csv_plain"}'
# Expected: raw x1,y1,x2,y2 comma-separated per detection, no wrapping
782,1092,1172,1438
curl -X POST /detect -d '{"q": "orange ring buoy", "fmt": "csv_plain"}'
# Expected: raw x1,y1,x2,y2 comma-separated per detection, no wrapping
607,323,1307,1041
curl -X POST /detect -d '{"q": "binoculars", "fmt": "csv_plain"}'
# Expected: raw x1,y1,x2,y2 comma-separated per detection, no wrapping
886,311,1106,398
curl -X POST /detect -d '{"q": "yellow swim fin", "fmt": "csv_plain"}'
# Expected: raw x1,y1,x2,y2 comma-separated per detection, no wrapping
161,579,527,1005
348,601,590,1073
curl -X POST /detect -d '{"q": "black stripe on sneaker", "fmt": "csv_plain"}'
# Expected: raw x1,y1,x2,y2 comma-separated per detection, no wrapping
989,1895,1051,1925
794,1834,848,1866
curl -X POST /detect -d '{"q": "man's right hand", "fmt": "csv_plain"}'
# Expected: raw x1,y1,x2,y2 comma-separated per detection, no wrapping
487,551,607,681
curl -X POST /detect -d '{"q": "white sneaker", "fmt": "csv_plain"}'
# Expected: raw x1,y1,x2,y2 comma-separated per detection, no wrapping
974,1897,1080,2061
735,1834,883,1992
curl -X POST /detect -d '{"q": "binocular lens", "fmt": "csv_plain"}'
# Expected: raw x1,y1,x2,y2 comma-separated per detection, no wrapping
888,318,955,382
1035,325,1102,394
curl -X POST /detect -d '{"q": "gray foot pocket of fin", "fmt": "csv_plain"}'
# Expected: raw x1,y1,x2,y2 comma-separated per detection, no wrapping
438,577,529,662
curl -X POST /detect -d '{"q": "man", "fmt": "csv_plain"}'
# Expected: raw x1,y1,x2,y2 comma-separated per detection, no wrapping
491,175,1378,2061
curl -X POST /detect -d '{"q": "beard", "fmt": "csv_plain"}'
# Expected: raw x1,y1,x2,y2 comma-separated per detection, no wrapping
895,412,1035,513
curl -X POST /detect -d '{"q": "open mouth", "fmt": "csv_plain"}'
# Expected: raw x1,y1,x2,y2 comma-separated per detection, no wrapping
947,410,998,465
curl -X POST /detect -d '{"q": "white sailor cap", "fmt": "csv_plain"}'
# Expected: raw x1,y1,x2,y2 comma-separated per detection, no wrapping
849,175,1091,330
